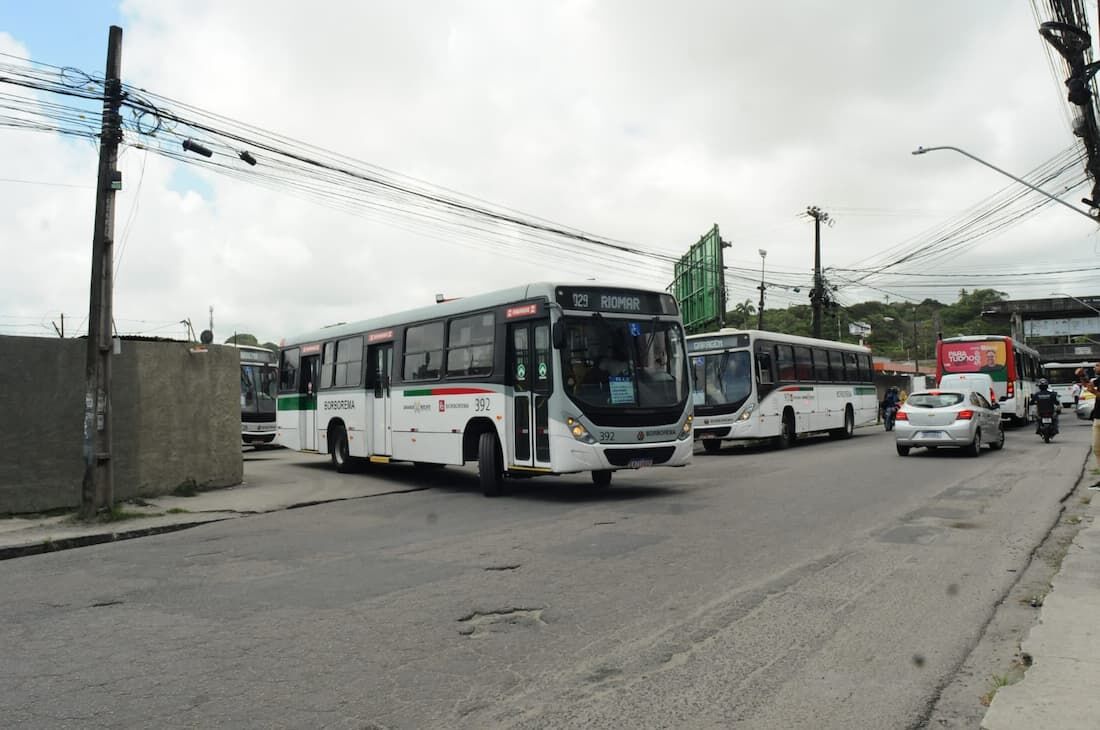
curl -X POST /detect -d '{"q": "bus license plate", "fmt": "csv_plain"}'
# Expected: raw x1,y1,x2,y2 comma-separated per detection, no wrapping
1041,418,1052,424
627,458,653,469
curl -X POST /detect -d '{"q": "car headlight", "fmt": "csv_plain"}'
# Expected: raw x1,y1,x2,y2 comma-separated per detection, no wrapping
566,416,597,444
678,415,693,440
737,404,755,421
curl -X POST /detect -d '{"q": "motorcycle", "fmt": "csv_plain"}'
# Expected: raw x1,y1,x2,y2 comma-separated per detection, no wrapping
883,405,898,431
1037,413,1058,443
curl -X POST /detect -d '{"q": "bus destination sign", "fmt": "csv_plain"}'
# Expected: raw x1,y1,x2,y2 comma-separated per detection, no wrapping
687,334,750,353
556,287,677,316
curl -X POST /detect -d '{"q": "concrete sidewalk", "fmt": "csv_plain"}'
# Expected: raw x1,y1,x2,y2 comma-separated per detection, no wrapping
0,448,434,559
981,469,1100,729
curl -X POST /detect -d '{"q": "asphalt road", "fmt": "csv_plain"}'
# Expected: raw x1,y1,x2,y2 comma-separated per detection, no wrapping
1,419,1093,729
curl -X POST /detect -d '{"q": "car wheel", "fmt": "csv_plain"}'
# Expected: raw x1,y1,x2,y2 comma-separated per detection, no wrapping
478,432,505,497
591,470,612,488
702,440,721,453
896,444,910,456
989,425,1005,451
967,428,982,457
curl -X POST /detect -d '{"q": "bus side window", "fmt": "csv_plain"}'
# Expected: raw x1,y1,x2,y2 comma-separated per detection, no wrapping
776,345,795,382
794,346,813,381
827,350,844,382
320,342,336,389
756,351,773,385
844,351,859,383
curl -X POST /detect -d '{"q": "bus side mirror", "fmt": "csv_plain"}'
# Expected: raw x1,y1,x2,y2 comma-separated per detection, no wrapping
552,321,565,349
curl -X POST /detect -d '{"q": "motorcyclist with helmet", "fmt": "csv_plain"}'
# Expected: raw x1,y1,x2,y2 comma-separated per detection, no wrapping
881,386,901,431
1031,378,1060,435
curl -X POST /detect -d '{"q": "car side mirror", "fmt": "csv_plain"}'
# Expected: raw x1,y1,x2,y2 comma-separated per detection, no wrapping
991,402,1000,410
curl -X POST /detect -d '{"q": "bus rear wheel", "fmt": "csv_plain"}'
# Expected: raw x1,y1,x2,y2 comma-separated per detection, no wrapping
331,426,354,473
830,406,854,440
478,432,505,497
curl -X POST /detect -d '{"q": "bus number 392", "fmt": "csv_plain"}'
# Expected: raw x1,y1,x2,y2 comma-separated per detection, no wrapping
474,397,492,412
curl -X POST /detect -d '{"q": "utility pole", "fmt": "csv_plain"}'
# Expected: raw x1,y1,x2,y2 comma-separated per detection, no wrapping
757,248,767,330
80,25,123,519
718,235,732,329
805,206,831,338
52,313,64,338
912,307,918,374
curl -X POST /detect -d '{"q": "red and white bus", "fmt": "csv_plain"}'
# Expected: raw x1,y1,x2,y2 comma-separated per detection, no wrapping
935,335,1041,423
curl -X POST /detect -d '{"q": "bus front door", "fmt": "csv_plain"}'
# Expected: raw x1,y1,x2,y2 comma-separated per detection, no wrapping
508,321,553,470
300,354,320,451
370,343,393,456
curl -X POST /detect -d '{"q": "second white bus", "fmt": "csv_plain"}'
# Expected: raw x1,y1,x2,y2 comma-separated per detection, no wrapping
1042,361,1095,407
688,329,878,450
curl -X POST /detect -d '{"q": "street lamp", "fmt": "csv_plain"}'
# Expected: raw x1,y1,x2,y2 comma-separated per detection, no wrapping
1050,292,1100,317
912,146,1098,223
757,249,767,330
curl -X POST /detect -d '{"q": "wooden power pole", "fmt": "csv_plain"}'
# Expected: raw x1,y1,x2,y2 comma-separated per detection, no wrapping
80,26,124,519
805,206,831,339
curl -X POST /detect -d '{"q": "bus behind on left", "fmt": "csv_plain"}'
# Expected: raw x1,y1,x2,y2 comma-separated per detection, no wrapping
236,344,279,446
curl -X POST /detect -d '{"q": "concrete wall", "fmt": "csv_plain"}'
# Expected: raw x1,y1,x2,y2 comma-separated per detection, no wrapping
0,336,243,514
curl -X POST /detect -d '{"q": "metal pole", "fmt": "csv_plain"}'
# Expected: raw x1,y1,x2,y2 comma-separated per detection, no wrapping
913,146,1097,222
912,311,918,374
757,249,766,330
812,211,823,338
81,25,123,519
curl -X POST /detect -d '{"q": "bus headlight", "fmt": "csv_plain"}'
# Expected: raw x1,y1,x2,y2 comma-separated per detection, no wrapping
678,415,693,440
566,416,597,444
737,404,755,421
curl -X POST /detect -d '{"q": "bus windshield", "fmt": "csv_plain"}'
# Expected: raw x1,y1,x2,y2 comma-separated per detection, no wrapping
940,341,1008,382
691,350,752,407
242,364,278,415
561,316,687,408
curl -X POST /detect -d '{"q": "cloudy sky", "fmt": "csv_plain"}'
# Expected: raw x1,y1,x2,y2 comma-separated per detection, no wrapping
2,0,1098,343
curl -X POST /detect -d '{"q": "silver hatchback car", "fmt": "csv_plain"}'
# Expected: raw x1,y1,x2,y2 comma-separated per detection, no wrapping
895,389,1005,456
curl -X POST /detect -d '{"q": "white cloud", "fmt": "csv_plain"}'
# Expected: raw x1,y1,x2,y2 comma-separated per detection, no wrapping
1,2,1096,342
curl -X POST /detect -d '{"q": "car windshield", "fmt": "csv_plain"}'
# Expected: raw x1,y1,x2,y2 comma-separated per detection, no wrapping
561,316,687,408
907,392,965,408
691,350,752,407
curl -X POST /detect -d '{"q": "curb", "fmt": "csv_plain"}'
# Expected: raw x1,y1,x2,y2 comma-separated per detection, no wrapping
0,518,234,561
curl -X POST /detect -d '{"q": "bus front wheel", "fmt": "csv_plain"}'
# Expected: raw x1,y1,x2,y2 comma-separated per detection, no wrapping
592,470,612,488
478,432,505,497
777,411,796,449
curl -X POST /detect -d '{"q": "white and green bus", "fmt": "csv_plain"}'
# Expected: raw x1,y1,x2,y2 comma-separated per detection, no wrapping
688,329,878,451
275,282,693,495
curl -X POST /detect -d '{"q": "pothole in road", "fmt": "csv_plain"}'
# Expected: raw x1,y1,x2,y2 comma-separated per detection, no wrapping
457,607,546,637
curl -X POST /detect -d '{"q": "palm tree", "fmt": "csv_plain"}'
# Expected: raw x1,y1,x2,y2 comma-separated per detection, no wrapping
726,300,756,328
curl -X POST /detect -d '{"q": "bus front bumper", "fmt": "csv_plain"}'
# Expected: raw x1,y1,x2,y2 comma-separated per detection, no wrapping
559,436,694,472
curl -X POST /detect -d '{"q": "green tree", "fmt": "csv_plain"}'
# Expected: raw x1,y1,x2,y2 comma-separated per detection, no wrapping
225,333,259,346
723,299,757,328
